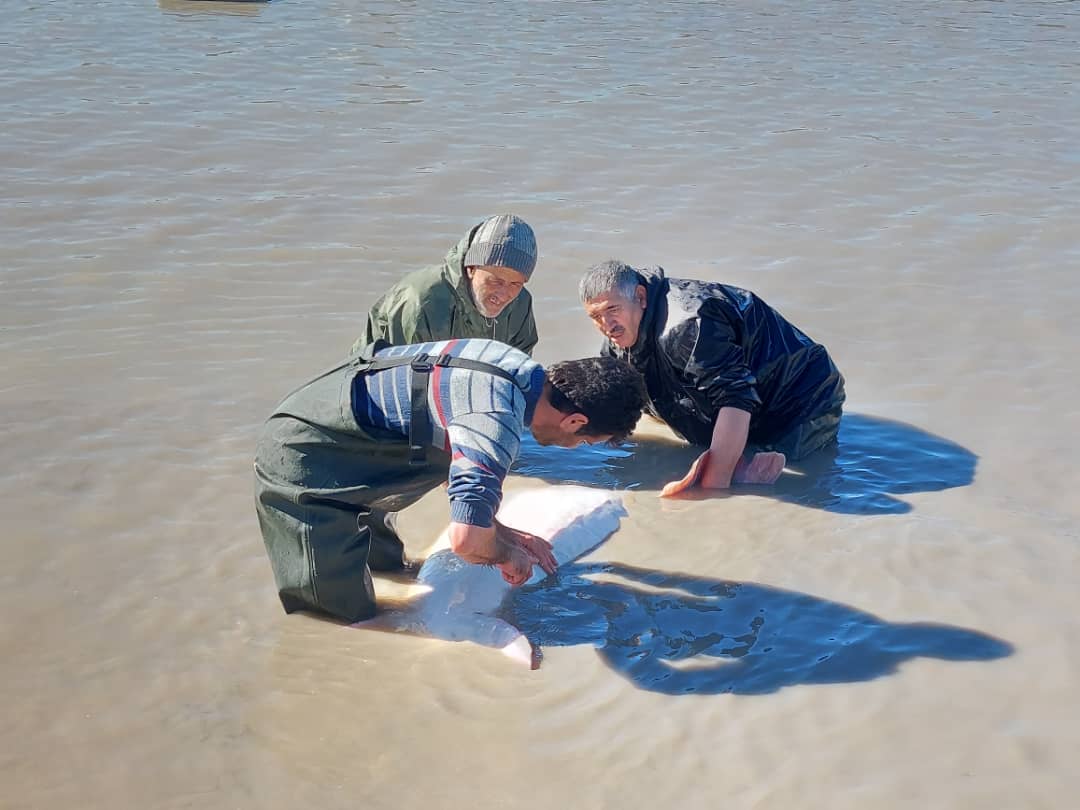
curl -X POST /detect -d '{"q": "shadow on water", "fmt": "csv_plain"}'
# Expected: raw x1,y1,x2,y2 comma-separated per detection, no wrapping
506,561,1012,696
513,431,636,488
514,413,978,515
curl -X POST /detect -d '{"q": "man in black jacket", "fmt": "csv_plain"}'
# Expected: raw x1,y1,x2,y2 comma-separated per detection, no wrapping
579,260,846,495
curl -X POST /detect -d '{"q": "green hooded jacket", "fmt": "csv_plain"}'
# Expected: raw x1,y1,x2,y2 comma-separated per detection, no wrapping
351,223,539,356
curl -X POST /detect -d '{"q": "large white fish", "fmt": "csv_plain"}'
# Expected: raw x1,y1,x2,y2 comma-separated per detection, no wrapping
354,485,626,668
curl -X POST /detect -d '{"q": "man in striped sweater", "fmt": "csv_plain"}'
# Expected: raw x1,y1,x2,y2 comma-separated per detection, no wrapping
254,338,645,624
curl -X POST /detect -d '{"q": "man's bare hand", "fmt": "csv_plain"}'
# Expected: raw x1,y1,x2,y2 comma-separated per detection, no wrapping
495,520,557,576
731,451,786,485
517,532,557,575
660,450,711,497
496,547,533,585
660,448,785,496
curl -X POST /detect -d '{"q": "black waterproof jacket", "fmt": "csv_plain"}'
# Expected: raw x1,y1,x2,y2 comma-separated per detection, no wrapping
603,268,845,448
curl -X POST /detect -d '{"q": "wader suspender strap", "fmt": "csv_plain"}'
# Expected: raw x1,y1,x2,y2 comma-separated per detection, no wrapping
354,351,524,467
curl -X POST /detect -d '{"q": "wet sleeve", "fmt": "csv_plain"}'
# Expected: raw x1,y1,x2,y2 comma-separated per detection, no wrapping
443,410,522,527
686,311,762,415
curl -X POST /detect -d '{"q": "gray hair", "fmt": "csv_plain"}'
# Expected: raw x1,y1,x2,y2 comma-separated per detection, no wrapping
578,260,641,303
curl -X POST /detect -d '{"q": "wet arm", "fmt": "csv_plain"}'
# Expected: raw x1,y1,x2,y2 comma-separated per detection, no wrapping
443,408,535,580
700,407,752,489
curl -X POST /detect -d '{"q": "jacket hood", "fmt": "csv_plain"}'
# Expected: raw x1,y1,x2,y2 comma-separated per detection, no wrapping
440,227,476,308
626,265,668,360
440,221,518,327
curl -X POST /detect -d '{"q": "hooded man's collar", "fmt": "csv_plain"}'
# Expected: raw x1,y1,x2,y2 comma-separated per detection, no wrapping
440,224,497,329
621,266,667,362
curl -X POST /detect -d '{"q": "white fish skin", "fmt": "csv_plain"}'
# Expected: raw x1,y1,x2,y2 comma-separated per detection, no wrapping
354,486,627,668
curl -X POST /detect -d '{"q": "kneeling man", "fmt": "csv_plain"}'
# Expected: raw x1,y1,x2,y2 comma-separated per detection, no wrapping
579,260,845,495
255,338,645,623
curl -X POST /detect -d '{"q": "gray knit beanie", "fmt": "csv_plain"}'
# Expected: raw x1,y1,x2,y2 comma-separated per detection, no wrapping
463,214,538,280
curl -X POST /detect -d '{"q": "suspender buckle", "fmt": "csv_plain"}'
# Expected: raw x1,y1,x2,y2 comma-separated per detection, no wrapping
410,354,434,374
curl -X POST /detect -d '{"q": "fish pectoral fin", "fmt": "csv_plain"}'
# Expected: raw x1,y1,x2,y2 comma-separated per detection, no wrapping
465,616,540,669
501,634,541,670
446,615,538,668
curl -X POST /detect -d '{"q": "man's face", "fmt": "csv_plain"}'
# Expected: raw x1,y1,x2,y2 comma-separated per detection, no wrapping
584,287,647,349
531,420,612,449
466,265,528,319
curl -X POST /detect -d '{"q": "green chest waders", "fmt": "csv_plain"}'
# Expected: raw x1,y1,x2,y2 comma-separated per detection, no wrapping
253,351,522,623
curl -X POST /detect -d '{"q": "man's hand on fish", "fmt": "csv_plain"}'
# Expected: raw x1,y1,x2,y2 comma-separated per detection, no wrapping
495,519,557,577
495,550,533,586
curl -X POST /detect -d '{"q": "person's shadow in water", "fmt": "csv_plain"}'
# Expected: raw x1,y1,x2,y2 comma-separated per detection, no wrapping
505,561,1012,695
514,413,977,515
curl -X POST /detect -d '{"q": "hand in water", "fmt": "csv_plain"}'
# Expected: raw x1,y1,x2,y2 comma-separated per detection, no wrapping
661,450,712,497
660,449,786,497
732,451,786,485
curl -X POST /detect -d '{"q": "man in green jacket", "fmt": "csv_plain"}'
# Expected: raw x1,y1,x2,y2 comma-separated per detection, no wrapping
352,214,540,356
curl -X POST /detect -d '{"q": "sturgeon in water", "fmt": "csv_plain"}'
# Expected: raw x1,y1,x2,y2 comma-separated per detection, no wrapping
354,485,626,668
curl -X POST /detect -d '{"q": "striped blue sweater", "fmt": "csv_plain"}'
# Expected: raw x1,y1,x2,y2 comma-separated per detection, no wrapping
352,339,546,527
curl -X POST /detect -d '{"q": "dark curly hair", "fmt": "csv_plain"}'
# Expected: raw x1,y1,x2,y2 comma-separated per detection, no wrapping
546,356,646,445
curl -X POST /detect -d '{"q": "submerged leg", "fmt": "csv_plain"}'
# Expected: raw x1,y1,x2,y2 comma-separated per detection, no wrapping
360,507,408,571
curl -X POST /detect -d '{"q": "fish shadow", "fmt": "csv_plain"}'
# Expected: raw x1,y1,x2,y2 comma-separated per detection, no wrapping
514,413,978,515
505,561,1012,695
